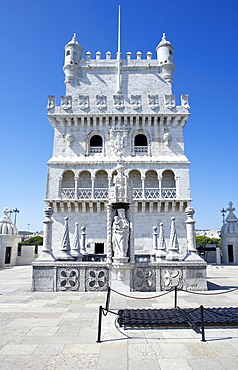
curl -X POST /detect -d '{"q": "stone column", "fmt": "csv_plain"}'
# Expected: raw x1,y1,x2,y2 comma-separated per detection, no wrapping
58,217,74,260
184,206,202,261
91,176,95,199
74,177,78,199
141,176,146,199
37,205,55,261
80,226,87,254
106,203,112,262
158,177,162,199
128,205,135,263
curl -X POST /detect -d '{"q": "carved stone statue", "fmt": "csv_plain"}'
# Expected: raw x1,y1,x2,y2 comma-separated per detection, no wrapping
112,208,129,257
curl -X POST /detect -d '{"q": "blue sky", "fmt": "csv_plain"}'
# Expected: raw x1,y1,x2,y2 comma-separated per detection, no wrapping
0,0,237,232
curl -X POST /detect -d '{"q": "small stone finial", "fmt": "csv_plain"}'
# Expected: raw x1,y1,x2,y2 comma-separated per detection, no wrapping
146,51,152,60
162,33,167,42
96,51,101,60
106,51,111,60
227,201,235,212
72,33,77,42
136,51,142,60
3,207,10,218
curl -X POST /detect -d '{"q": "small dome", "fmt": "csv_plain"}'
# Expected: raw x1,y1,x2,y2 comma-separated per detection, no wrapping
221,202,238,235
156,33,174,50
0,207,18,235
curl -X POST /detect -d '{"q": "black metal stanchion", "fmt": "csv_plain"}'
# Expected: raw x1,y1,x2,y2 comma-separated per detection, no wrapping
96,305,103,343
200,305,206,342
174,285,178,308
105,287,111,312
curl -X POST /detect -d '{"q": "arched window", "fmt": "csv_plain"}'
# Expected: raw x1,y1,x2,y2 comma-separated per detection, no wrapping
61,170,75,199
161,170,176,198
90,135,103,154
134,134,148,153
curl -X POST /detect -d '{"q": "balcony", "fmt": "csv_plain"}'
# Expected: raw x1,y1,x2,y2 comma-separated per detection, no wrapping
61,187,176,200
134,146,148,153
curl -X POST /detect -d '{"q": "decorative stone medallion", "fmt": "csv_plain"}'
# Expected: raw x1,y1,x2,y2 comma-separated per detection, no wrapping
57,267,79,291
61,95,72,110
109,126,128,156
85,268,109,291
96,95,107,110
132,267,156,291
161,268,183,290
131,95,142,110
148,95,159,110
113,95,124,110
65,133,74,147
78,95,89,110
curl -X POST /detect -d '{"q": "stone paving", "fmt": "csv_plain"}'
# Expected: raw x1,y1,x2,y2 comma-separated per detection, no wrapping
0,265,238,369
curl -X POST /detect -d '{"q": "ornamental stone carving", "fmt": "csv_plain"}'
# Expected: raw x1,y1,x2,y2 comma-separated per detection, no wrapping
109,125,128,156
47,95,56,110
164,95,176,109
113,95,124,110
112,208,130,258
132,267,156,291
57,267,79,291
96,95,107,110
78,95,89,110
61,95,72,110
65,133,74,147
161,268,183,290
148,95,159,110
85,268,108,291
163,133,171,147
181,95,190,110
131,95,142,110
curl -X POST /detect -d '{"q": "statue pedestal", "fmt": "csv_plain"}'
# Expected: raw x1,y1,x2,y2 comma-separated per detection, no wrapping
111,258,130,292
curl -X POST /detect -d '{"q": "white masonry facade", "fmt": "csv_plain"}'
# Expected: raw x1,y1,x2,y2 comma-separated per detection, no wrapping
32,32,207,292
46,33,191,255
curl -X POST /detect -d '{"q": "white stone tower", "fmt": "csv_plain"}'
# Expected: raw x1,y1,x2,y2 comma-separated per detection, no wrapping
45,32,191,259
221,202,238,263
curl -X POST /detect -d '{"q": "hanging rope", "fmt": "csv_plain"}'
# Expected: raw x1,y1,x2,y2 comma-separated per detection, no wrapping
110,287,173,300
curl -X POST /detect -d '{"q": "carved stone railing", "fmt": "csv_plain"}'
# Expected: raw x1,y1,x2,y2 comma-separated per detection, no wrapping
161,188,176,199
135,146,148,153
77,188,92,199
94,189,109,199
90,147,102,153
61,187,176,200
145,188,160,199
61,188,75,199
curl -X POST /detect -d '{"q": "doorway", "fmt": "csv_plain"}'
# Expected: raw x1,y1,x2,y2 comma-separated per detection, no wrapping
5,247,12,264
228,244,234,263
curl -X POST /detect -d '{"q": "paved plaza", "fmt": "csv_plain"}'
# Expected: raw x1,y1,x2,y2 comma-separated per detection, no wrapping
0,265,238,369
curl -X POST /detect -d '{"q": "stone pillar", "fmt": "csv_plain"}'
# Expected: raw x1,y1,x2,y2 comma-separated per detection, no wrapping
91,176,95,199
58,177,62,198
74,177,78,199
71,222,82,260
106,203,113,262
166,217,180,261
80,226,87,254
58,217,74,260
128,205,135,263
141,176,145,199
157,222,167,260
37,205,55,261
183,206,202,261
216,246,221,264
158,177,162,198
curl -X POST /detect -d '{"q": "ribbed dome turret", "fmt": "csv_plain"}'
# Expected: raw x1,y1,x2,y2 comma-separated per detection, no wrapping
221,202,238,235
0,208,18,235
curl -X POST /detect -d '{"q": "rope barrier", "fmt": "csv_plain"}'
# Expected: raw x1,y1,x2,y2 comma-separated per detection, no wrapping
110,287,173,300
180,287,238,295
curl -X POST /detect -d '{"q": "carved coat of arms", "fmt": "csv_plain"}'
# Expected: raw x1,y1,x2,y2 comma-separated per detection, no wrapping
113,95,124,110
110,126,128,156
96,95,107,110
47,95,56,110
61,95,72,110
78,95,89,110
164,95,176,109
131,95,142,110
148,95,159,110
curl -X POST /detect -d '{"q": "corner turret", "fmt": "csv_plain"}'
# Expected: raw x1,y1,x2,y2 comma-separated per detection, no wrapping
63,33,83,83
156,33,175,83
